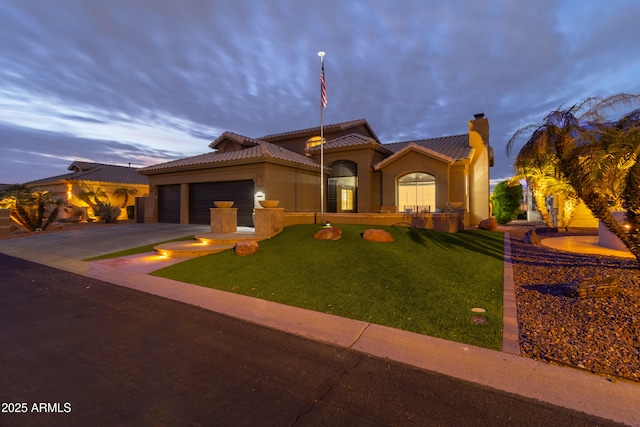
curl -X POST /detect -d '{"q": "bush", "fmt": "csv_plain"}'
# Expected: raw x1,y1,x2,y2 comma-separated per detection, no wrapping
93,201,121,223
492,181,523,224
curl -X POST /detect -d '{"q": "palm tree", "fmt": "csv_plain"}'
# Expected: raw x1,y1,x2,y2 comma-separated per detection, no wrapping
512,160,557,228
112,187,138,208
76,184,107,210
508,94,640,262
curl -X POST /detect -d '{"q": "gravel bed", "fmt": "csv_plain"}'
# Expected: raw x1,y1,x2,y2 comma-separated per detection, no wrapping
505,225,640,382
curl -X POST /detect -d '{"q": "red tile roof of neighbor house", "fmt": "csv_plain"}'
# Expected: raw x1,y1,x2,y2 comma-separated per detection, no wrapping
25,161,148,185
139,138,323,173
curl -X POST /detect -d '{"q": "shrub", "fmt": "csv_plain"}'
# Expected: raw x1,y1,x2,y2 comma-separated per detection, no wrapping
93,201,121,223
0,184,62,231
492,181,523,224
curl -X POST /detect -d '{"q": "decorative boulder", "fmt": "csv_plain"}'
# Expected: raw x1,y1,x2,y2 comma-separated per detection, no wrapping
478,217,498,231
522,229,541,245
570,275,620,299
313,226,342,240
234,240,259,256
362,229,395,243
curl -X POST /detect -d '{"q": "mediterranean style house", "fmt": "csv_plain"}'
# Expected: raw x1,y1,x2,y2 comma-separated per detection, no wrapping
25,161,149,221
139,115,493,227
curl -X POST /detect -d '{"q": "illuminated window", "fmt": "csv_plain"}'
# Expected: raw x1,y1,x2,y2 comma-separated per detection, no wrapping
306,136,325,150
398,172,436,213
341,188,354,211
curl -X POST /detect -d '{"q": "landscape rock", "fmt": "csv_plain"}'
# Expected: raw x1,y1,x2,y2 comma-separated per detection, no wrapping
510,226,639,381
570,275,620,299
362,229,394,243
522,229,541,245
234,240,259,256
478,217,497,231
313,226,342,240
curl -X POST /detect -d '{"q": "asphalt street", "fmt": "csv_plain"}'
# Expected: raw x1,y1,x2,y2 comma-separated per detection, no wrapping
0,253,622,426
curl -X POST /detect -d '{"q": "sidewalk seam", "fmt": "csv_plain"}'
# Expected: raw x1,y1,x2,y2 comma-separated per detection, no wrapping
348,322,372,348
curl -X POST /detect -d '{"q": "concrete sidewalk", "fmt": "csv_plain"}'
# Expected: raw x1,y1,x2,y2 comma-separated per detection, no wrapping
0,224,638,425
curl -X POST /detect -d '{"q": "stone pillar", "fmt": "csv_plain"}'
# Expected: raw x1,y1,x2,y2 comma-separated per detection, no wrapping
210,208,237,233
0,209,10,237
254,208,284,238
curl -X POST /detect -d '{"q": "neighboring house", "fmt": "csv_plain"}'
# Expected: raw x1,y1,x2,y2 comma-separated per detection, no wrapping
139,115,493,227
522,182,599,228
25,161,149,221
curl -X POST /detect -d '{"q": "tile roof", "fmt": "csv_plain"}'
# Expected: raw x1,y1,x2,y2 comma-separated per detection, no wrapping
260,118,377,141
208,131,261,150
306,133,393,154
140,138,322,173
383,134,472,161
25,162,148,185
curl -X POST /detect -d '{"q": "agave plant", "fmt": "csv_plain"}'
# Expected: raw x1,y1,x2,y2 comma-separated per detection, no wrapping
0,184,63,231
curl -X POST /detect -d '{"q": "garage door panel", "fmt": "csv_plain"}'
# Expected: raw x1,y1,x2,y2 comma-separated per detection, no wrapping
157,184,181,223
189,181,254,226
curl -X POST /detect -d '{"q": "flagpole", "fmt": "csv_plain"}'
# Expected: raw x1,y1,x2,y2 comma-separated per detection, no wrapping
318,51,326,224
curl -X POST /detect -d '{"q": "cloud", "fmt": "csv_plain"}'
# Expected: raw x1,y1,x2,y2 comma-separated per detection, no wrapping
0,122,186,183
1,0,640,185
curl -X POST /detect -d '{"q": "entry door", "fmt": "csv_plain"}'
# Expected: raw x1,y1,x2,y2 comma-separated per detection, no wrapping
328,177,356,213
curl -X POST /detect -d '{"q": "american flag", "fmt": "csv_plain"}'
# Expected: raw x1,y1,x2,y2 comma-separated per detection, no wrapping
320,61,327,109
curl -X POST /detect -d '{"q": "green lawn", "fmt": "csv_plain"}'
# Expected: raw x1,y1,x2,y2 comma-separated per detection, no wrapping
152,224,505,349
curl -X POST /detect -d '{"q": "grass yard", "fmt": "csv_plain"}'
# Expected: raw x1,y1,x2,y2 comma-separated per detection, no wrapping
152,224,505,349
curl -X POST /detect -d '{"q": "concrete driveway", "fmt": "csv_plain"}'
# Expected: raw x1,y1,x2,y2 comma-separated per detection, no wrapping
0,223,210,260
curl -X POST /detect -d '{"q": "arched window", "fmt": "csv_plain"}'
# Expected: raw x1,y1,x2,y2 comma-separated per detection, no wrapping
328,160,357,213
306,136,325,151
398,172,436,213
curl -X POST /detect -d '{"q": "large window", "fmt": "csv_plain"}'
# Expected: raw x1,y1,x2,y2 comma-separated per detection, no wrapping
398,172,436,213
328,160,357,213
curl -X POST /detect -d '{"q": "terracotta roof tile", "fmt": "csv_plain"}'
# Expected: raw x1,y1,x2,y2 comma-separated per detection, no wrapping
306,133,393,154
260,118,372,141
140,138,321,173
26,162,148,185
383,134,472,161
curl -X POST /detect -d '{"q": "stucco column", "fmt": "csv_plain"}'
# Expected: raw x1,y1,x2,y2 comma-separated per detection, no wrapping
254,208,284,238
210,208,237,233
180,183,189,224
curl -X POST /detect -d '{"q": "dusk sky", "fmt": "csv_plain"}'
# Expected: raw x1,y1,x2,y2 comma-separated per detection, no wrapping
1,0,639,185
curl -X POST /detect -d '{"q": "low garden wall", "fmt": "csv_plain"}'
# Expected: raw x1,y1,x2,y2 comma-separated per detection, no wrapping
283,212,462,232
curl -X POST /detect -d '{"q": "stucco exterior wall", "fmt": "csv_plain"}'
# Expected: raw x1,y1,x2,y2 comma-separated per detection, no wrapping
448,163,468,209
468,117,491,226
27,180,149,221
378,151,451,213
144,161,322,223
262,163,320,212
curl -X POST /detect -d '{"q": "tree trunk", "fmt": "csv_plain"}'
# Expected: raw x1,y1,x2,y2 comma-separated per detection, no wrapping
531,186,554,228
